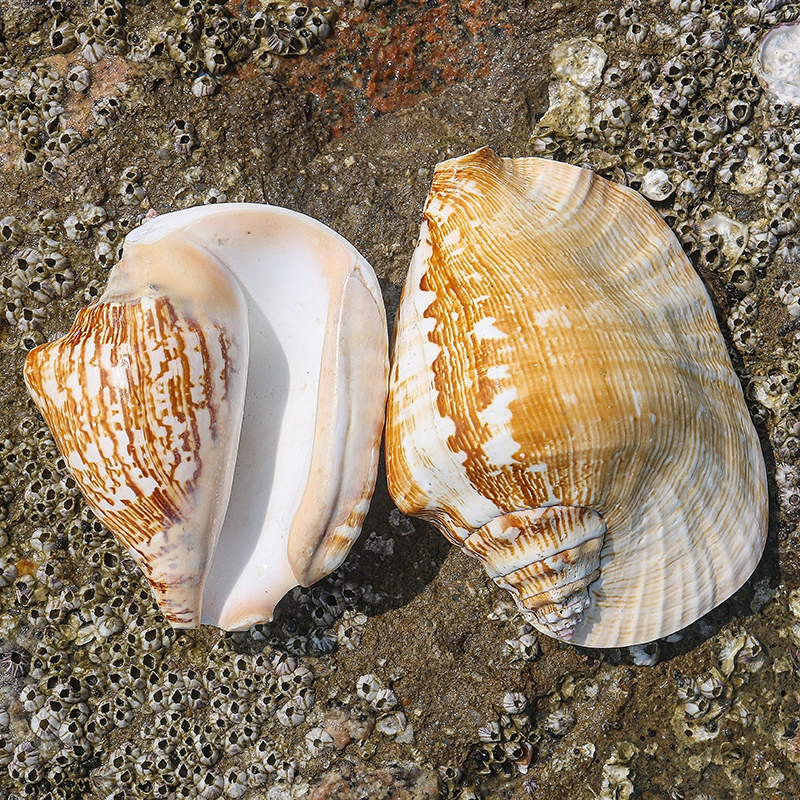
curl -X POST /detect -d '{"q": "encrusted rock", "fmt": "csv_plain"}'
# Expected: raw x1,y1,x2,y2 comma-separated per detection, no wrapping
308,760,440,800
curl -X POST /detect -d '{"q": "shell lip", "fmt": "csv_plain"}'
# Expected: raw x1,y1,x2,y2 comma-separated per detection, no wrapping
126,202,377,270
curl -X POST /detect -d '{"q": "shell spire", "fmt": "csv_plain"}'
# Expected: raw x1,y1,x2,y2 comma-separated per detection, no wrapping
463,506,606,641
386,147,768,648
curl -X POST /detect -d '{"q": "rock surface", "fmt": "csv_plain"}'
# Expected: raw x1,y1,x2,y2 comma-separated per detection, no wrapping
0,0,799,798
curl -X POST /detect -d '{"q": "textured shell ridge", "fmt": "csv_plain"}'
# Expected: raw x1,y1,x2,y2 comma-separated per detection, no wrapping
385,147,768,648
464,505,607,640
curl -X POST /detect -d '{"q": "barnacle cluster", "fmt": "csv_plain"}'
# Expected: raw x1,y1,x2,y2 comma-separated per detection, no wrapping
661,627,782,796
503,623,541,663
352,672,413,743
0,59,78,183
124,0,336,97
678,630,765,728
597,741,638,800
437,691,537,797
0,206,126,344
0,1,335,189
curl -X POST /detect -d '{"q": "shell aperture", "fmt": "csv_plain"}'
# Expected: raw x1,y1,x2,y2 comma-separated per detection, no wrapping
385,147,768,648
25,203,389,631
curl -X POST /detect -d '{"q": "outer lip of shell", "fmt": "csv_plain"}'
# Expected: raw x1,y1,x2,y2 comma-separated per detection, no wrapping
26,204,389,632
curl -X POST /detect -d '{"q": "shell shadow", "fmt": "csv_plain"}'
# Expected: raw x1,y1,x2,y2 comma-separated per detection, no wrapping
317,276,452,616
335,451,453,616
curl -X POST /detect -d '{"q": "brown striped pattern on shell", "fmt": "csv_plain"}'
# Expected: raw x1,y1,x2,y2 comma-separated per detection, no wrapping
24,246,247,627
386,147,767,647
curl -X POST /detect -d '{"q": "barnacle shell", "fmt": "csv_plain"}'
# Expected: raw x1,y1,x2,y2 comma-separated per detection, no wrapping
386,148,767,648
25,204,388,630
754,22,800,105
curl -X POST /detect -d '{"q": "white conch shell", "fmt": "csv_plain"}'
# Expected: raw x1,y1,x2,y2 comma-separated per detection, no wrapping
25,204,388,631
385,147,768,648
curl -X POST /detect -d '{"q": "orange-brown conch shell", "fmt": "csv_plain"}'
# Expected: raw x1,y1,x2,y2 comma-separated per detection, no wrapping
385,147,767,648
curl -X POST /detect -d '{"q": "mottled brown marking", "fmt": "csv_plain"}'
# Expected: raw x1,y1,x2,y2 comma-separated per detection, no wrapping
25,294,230,552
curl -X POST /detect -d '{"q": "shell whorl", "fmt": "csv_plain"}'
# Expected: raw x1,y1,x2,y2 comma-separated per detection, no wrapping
386,147,768,648
463,506,606,640
25,237,248,627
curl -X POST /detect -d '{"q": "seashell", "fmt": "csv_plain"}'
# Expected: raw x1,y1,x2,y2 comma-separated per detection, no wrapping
698,213,748,268
385,147,767,648
754,22,800,105
25,204,388,630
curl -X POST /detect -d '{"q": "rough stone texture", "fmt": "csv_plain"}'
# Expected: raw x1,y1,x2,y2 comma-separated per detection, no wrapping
308,760,440,800
1,0,800,799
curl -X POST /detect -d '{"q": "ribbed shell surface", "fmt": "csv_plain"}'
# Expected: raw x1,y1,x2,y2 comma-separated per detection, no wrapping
386,147,768,648
24,240,247,627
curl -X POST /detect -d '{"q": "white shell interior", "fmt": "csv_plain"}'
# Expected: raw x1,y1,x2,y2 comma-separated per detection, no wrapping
125,204,387,630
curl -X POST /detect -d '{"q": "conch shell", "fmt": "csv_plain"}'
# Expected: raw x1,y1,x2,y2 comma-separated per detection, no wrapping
385,147,767,648
25,204,388,630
